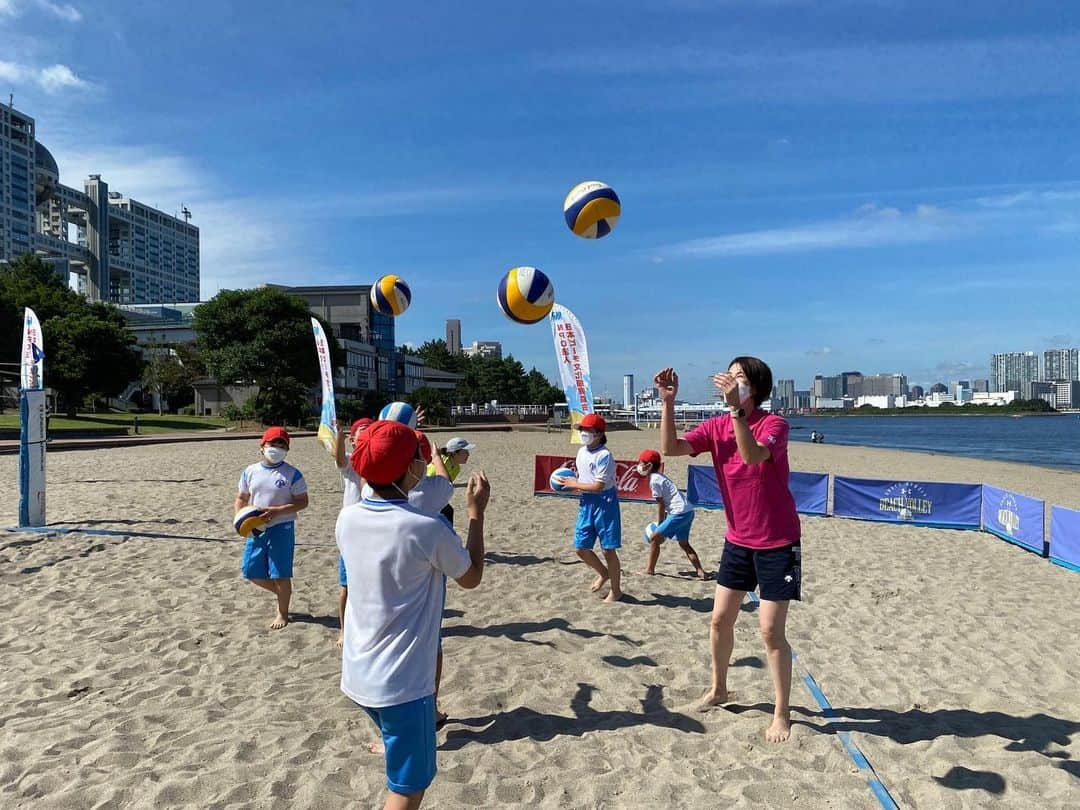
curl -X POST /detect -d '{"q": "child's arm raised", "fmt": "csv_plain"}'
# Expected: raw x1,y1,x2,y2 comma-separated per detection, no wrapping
453,471,490,589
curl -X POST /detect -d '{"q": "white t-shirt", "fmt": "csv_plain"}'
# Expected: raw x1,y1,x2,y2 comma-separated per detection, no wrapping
360,476,453,516
238,461,307,527
342,466,364,508
575,444,616,490
337,498,471,708
649,472,690,515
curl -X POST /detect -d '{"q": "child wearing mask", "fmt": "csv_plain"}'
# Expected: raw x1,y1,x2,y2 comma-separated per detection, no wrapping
636,449,707,580
559,413,623,602
234,427,309,630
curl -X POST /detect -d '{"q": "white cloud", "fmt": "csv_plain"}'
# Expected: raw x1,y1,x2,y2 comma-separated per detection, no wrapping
35,0,81,22
806,346,833,357
0,60,89,93
0,0,18,16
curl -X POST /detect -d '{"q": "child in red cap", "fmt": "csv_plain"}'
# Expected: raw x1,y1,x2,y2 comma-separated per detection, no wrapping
635,449,706,580
559,413,623,602
337,420,490,809
234,426,309,630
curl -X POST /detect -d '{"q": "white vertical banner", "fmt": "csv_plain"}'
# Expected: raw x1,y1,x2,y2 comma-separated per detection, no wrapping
311,317,338,455
21,307,45,390
19,389,47,527
549,304,595,444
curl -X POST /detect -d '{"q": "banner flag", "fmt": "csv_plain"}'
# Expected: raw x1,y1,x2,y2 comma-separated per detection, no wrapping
21,307,45,390
533,454,658,503
549,305,594,444
833,476,982,529
311,318,338,455
980,484,1046,555
687,465,829,516
1049,506,1080,572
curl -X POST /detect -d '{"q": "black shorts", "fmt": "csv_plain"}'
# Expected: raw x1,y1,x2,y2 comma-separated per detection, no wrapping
717,540,801,601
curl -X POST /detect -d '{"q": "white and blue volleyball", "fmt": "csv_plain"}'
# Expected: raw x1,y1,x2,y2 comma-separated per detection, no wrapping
370,274,412,316
643,521,659,544
379,401,418,429
549,467,575,492
234,506,268,538
563,180,620,239
497,266,555,325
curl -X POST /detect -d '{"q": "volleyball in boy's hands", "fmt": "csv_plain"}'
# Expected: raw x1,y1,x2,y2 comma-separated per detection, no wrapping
563,180,620,239
549,467,575,492
497,266,555,324
378,401,418,429
370,274,412,316
234,506,269,538
642,521,659,544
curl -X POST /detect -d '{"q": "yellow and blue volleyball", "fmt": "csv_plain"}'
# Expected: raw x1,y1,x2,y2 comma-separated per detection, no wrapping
370,274,412,316
497,266,555,325
563,180,621,239
234,506,269,539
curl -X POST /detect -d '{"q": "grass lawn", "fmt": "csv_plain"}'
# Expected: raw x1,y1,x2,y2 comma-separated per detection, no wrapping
0,413,231,434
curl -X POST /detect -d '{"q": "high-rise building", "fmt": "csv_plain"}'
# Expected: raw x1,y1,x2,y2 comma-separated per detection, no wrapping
622,374,634,408
909,385,925,399
972,379,990,393
1,101,199,304
446,319,462,355
1053,380,1080,409
840,371,863,397
813,374,843,400
1044,348,1079,382
773,379,795,410
1030,381,1056,407
860,373,908,397
991,352,1039,395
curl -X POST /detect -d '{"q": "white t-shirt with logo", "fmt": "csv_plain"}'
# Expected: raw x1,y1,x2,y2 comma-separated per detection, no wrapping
649,472,690,515
336,498,471,708
238,461,307,527
575,445,616,490
360,476,453,516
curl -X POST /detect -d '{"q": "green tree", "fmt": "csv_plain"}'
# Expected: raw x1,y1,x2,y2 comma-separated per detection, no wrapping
525,367,562,405
48,311,142,415
416,339,465,373
193,287,340,425
0,253,87,364
408,386,450,424
142,343,201,414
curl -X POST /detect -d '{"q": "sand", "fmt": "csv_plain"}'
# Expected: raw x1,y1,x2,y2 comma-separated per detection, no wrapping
1,431,1078,809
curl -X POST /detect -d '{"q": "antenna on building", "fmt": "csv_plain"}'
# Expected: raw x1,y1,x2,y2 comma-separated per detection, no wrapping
181,205,192,223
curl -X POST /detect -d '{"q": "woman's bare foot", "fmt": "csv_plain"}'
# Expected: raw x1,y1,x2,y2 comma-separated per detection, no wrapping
336,633,344,648
694,568,707,581
590,574,608,592
269,612,289,630
603,589,623,603
698,687,729,710
765,716,792,743
637,568,655,576
367,741,385,754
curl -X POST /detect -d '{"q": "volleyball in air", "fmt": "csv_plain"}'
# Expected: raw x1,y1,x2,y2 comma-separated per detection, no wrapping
370,274,412,316
497,266,555,325
563,180,620,239
379,401,418,429
549,467,575,492
234,506,269,539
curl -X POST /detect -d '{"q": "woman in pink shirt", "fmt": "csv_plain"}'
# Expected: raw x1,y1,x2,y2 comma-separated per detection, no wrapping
655,357,800,744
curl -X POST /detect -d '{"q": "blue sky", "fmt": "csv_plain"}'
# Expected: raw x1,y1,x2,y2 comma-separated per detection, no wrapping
4,1,1080,401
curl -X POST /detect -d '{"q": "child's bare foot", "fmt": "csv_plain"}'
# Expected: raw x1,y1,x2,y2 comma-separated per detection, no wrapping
436,710,449,729
589,574,608,592
269,612,289,630
695,568,708,581
336,633,344,648
367,741,385,754
603,589,623,603
637,568,655,576
698,687,729,710
765,716,792,743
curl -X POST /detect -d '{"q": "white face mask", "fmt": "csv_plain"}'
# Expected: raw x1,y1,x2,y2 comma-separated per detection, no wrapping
579,431,597,446
636,464,650,476
263,446,287,464
737,382,753,405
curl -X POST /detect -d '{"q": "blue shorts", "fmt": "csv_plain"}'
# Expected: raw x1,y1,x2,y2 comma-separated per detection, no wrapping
338,554,347,587
574,489,622,550
654,511,695,543
241,522,295,580
362,695,437,795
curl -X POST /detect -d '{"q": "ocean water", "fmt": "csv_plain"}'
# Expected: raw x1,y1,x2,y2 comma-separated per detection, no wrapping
787,414,1080,471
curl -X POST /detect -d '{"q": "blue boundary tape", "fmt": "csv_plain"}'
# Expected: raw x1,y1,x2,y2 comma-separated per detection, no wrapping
746,591,900,810
2,526,336,548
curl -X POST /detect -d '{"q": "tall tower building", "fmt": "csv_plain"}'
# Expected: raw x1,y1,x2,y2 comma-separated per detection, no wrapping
1044,348,1079,382
991,352,1039,396
446,319,462,355
623,374,634,408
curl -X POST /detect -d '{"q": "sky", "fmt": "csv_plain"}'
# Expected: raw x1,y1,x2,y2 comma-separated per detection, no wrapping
3,0,1080,402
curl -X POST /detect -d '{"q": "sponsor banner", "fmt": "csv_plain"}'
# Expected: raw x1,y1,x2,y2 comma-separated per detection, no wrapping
833,476,982,529
980,484,1045,555
549,305,594,444
686,465,829,516
310,318,338,455
21,307,45,390
19,389,47,527
533,454,659,503
1049,506,1080,572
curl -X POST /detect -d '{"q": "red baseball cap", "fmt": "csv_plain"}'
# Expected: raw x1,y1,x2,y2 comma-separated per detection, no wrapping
579,413,606,432
415,430,433,464
351,417,373,435
638,449,661,466
261,426,290,447
351,420,420,485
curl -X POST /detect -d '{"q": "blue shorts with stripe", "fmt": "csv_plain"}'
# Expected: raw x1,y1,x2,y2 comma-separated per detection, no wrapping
574,489,622,550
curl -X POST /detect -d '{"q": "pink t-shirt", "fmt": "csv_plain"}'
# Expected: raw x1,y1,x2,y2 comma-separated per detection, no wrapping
684,411,800,550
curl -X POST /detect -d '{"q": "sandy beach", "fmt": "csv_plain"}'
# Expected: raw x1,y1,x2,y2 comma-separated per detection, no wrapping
1,431,1078,809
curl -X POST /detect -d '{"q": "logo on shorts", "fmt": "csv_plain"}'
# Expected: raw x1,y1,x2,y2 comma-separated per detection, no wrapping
996,493,1020,536
879,482,932,520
